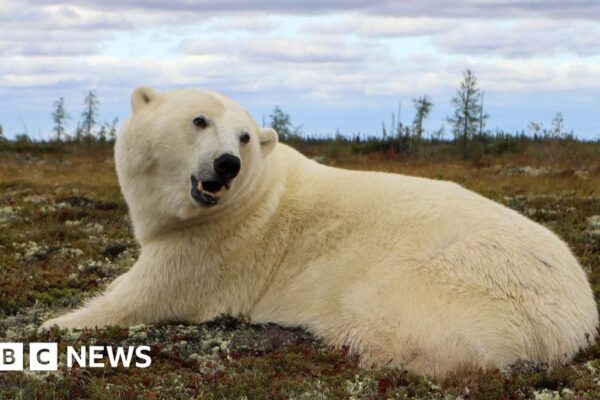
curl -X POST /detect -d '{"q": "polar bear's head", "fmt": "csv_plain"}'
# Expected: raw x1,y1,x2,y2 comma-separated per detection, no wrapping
115,87,278,229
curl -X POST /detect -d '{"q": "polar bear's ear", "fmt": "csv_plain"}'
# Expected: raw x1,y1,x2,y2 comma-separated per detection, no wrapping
131,86,157,113
259,127,278,156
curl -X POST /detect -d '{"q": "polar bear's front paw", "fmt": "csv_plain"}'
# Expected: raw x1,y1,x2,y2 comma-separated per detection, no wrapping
41,311,103,330
41,315,81,330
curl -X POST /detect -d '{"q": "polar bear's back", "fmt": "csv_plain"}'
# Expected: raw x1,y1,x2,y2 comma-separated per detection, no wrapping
266,145,598,374
274,145,586,279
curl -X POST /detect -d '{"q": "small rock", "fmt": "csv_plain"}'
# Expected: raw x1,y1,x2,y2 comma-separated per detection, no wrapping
587,215,600,228
575,170,589,180
587,215,600,236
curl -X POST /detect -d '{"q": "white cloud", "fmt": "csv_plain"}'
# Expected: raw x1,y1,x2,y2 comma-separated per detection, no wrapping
184,34,381,64
1,0,600,138
433,20,600,58
306,16,456,38
207,16,278,32
25,0,600,19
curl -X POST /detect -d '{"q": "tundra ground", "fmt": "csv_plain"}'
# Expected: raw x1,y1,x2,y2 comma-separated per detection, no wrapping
1,145,599,399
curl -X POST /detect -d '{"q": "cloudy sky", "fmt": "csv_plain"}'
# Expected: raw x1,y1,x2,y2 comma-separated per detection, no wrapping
1,0,599,139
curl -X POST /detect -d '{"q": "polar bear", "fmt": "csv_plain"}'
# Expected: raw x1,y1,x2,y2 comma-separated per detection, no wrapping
43,87,598,377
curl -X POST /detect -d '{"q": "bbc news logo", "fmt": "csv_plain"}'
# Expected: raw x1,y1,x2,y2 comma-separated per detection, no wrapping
0,343,151,371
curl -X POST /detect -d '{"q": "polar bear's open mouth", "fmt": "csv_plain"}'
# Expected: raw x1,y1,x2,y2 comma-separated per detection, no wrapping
190,176,228,206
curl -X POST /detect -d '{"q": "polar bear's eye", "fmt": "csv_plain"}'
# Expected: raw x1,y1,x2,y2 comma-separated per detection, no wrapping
240,132,251,144
193,115,209,129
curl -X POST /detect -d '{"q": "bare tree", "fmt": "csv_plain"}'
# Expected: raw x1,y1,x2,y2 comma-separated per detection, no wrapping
52,97,70,142
73,122,83,142
394,101,403,138
478,91,489,136
412,95,434,141
528,121,544,137
447,68,488,150
551,112,564,139
81,90,99,145
98,123,108,142
108,117,119,142
269,106,302,141
432,125,446,141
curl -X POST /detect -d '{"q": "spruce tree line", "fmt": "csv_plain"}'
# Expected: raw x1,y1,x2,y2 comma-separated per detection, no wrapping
51,90,118,144
268,67,574,158
268,68,490,155
0,68,580,151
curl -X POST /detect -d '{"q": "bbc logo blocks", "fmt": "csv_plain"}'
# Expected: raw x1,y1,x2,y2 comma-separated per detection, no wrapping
29,343,58,371
0,343,151,370
0,343,23,371
0,343,58,371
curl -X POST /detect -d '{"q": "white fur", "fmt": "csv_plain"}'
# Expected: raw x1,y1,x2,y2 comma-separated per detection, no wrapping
43,87,599,377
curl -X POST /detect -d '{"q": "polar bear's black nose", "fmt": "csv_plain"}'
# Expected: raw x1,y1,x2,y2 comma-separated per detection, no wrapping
214,154,241,180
